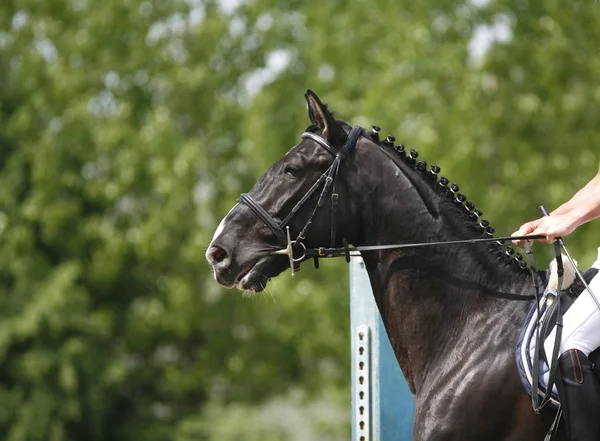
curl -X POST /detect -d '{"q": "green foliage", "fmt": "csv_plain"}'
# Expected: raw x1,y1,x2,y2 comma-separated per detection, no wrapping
174,388,348,441
1,0,600,439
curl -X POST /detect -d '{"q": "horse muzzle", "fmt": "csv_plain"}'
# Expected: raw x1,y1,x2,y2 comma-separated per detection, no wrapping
206,244,277,292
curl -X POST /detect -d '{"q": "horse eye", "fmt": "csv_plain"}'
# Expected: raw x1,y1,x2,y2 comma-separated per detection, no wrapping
284,164,302,176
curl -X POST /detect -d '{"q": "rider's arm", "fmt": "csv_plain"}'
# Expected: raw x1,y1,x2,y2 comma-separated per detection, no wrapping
549,171,600,219
512,171,600,245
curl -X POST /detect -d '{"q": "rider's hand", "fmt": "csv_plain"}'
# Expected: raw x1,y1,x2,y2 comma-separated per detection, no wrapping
512,214,579,247
511,219,543,248
531,213,579,243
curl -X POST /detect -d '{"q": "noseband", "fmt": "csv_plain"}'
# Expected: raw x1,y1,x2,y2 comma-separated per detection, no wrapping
238,126,363,274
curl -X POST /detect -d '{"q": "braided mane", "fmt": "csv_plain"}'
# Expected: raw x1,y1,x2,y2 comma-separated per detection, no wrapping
366,125,527,273
303,108,528,273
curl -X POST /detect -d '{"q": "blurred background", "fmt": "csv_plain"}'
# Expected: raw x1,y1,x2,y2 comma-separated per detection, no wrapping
1,0,600,440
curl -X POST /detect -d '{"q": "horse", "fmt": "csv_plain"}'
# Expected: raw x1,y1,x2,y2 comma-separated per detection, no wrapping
205,90,565,441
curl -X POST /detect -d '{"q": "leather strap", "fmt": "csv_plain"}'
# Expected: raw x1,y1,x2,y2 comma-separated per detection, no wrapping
302,132,337,157
239,193,287,244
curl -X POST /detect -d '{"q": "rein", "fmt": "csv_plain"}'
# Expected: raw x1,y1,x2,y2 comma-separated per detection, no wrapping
288,233,546,259
273,227,545,280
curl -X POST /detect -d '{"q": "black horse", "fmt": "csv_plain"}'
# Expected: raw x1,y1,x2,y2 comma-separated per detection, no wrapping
205,91,564,441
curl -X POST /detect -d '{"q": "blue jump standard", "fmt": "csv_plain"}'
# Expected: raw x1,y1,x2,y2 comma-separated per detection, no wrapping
351,255,415,441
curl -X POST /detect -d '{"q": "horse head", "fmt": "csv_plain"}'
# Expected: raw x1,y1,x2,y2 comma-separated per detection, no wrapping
205,90,366,292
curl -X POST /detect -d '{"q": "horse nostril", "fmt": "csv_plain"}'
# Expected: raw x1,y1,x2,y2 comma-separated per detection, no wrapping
206,245,228,265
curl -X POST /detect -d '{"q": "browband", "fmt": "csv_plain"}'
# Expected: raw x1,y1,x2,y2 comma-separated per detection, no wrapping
301,132,337,157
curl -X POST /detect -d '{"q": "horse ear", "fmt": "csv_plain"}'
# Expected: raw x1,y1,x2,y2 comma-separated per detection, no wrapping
304,90,345,142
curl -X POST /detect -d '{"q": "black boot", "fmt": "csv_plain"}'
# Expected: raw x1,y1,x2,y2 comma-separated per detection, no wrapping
556,349,600,441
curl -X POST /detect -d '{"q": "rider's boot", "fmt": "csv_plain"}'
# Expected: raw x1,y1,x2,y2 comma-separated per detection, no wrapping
556,349,600,441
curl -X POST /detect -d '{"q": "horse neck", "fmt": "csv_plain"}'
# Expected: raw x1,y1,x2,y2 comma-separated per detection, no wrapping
350,143,533,393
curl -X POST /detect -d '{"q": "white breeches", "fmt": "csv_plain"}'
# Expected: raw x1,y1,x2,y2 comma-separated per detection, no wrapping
544,247,600,361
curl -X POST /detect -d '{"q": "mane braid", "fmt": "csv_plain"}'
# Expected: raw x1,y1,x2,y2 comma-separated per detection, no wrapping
371,126,528,274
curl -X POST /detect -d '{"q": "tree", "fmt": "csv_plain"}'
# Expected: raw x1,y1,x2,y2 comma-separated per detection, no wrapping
1,0,599,439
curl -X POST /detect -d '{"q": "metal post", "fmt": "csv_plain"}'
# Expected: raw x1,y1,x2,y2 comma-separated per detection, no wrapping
351,255,415,441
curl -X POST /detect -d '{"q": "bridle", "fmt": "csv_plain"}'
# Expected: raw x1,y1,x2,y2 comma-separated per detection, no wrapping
239,125,363,274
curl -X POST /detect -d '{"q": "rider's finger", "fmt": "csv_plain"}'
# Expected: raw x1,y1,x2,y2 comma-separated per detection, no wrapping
511,227,530,247
531,226,550,243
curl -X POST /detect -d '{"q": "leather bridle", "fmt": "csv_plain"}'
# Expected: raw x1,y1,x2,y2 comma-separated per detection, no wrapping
239,126,363,274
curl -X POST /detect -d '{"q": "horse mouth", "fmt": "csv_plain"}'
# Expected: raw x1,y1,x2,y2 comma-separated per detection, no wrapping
235,256,272,292
210,253,288,293
234,261,257,285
